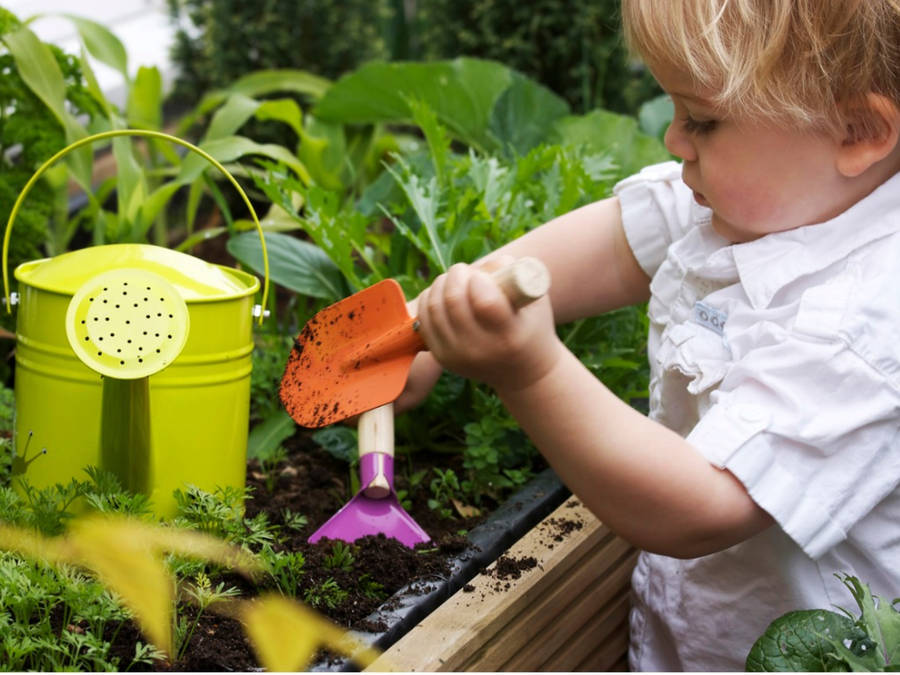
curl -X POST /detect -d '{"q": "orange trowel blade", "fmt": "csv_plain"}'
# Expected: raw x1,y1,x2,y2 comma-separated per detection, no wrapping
279,279,425,428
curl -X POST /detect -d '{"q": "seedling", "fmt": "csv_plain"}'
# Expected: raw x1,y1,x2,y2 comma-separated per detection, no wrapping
323,541,355,573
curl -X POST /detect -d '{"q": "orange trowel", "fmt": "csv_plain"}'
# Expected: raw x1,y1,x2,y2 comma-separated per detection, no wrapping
279,257,551,428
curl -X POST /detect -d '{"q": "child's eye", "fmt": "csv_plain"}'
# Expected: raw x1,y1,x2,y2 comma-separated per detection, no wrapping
682,115,718,135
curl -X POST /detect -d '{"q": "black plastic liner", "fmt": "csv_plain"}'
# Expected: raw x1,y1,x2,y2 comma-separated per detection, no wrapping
312,468,570,671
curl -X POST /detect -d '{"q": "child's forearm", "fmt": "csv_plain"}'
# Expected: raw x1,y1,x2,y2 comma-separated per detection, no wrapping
497,346,773,558
479,197,651,322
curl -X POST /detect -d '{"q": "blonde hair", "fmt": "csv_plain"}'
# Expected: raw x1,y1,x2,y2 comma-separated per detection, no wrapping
621,0,900,137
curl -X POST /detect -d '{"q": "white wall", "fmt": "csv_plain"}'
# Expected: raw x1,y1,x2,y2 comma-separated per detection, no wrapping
4,0,178,108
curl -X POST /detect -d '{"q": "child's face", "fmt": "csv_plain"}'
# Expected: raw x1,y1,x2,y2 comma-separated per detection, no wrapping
652,63,856,243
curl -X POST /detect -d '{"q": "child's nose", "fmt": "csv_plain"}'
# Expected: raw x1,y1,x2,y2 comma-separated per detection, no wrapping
664,122,698,162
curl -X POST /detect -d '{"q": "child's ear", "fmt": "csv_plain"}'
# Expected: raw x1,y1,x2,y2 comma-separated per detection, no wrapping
836,93,900,178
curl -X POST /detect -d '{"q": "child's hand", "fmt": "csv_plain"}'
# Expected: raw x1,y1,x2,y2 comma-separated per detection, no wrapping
416,260,563,393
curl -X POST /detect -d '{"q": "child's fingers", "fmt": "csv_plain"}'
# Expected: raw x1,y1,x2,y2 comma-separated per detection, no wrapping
441,263,481,332
468,268,513,328
418,270,455,349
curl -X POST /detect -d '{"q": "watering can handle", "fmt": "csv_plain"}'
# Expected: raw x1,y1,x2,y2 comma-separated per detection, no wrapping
2,129,270,325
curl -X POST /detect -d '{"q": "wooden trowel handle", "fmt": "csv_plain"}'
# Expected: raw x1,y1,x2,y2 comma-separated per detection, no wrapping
488,257,550,309
357,258,549,444
359,402,394,498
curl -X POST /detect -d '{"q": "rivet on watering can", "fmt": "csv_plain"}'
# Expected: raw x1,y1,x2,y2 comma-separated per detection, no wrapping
3,292,18,307
252,305,270,318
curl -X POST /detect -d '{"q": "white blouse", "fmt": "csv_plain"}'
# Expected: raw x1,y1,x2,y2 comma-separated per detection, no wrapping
615,161,900,671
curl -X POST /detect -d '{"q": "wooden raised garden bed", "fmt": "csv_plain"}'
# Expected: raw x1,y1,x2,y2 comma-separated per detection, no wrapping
366,499,638,672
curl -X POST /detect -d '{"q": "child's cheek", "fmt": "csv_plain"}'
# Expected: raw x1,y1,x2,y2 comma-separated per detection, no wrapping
716,180,789,232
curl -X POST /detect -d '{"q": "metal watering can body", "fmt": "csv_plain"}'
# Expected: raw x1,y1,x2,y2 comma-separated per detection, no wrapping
4,131,271,516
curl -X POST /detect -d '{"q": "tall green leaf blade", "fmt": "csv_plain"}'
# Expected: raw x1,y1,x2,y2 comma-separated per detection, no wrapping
204,93,261,141
176,136,311,185
141,182,182,229
2,25,91,187
313,58,519,152
295,117,349,192
255,99,304,138
227,68,331,100
60,13,129,81
227,231,345,301
112,135,147,230
127,66,162,130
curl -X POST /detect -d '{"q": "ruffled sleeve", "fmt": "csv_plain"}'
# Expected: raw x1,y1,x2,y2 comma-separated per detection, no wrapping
613,161,698,278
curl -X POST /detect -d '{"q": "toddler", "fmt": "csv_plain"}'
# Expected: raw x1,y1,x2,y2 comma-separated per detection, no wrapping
400,0,900,670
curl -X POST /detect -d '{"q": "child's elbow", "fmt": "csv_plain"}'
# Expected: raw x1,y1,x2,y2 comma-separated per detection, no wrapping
638,507,775,559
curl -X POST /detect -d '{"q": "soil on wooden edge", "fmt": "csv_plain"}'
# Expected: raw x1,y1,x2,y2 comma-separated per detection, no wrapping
74,430,557,672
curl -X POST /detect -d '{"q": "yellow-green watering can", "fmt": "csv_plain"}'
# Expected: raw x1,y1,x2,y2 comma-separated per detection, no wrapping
3,130,271,516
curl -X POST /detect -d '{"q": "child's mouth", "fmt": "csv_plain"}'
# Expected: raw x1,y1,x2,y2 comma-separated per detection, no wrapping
692,191,710,207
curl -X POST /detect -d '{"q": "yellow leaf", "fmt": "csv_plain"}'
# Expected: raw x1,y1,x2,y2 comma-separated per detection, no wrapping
452,498,482,519
67,516,175,656
240,594,381,671
150,526,261,578
66,514,263,658
0,522,68,565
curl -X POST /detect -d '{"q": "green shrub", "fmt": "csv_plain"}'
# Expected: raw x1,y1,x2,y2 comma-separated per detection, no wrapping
165,1,660,116
415,0,661,114
166,0,395,105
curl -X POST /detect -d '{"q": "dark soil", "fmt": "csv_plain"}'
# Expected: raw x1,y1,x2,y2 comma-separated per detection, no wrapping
109,429,490,671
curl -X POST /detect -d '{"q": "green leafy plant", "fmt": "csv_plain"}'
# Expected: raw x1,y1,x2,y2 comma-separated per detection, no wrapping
747,574,900,671
0,464,381,670
249,332,294,422
303,577,348,610
263,549,306,598
359,573,387,602
171,484,278,551
176,571,241,660
323,541,355,573
280,509,309,533
0,551,158,671
427,468,463,520
0,8,103,298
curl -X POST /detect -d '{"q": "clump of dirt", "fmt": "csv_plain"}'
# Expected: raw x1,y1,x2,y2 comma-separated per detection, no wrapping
476,554,539,594
494,554,538,580
530,500,585,550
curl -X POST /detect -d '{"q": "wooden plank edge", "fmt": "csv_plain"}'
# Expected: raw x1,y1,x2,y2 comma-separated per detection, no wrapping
469,537,634,670
367,499,601,672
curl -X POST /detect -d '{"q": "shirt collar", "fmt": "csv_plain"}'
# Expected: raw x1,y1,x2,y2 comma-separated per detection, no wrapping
728,172,900,309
